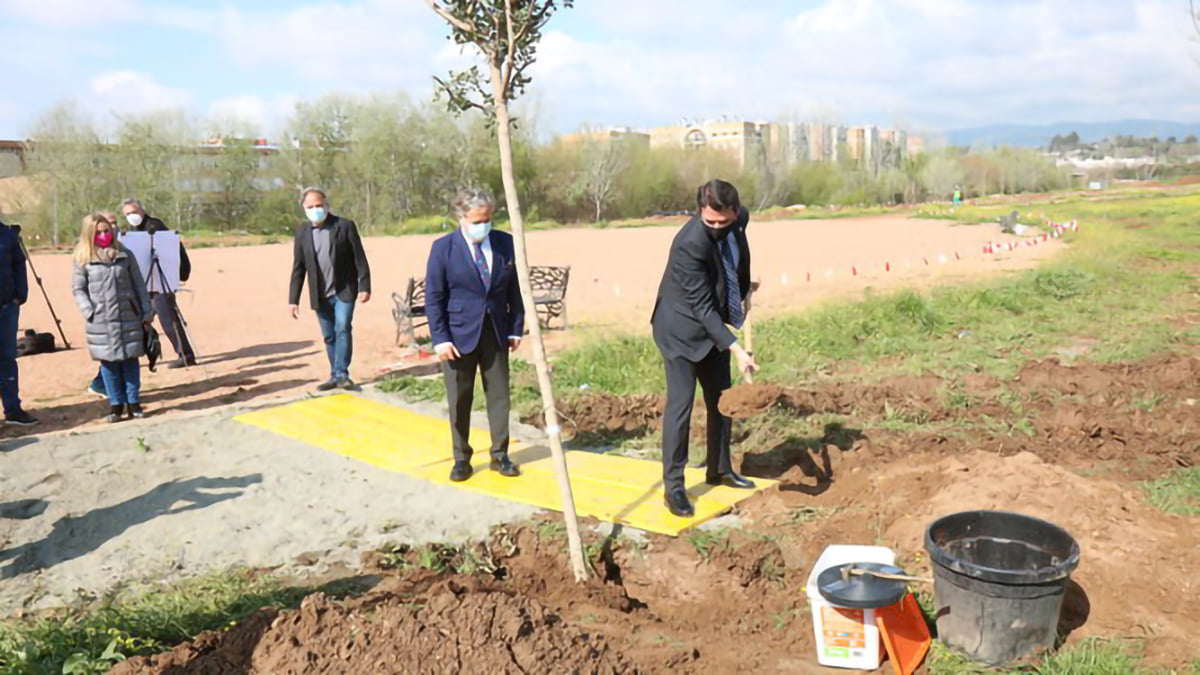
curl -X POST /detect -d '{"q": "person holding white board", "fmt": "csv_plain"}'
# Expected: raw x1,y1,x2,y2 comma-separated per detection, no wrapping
121,198,195,369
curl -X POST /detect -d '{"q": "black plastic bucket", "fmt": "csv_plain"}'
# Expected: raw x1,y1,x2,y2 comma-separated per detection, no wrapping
924,510,1080,666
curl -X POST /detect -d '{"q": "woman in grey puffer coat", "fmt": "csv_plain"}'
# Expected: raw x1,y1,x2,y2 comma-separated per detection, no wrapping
72,212,154,422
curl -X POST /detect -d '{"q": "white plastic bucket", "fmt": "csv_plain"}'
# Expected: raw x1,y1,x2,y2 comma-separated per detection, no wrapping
805,545,896,670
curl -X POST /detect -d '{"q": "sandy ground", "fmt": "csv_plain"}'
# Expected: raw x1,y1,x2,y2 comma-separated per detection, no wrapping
5,214,1059,436
0,390,539,613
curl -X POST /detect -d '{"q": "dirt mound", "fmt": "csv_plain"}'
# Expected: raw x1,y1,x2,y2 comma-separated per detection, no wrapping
536,392,664,441
717,383,787,418
113,586,636,674
881,451,1200,666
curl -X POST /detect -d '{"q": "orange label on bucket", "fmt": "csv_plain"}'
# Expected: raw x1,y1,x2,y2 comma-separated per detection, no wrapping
821,606,866,641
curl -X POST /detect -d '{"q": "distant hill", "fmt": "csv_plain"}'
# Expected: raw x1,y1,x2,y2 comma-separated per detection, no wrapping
945,120,1200,149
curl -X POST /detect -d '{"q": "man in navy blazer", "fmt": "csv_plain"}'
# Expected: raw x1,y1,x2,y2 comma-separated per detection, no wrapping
426,188,525,482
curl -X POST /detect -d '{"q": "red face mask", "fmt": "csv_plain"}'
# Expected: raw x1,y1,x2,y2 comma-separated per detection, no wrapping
94,231,114,248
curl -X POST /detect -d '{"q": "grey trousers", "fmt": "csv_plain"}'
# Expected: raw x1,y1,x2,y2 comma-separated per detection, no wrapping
442,319,510,463
151,292,194,361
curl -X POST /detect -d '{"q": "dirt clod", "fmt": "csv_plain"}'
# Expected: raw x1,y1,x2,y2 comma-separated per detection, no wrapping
718,384,787,418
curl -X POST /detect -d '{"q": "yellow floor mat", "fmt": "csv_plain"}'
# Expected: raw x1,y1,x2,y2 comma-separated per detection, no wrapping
235,394,776,535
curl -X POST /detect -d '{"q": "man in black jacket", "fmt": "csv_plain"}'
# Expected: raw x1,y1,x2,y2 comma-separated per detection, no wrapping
651,179,758,518
288,187,372,391
0,220,36,425
121,198,195,369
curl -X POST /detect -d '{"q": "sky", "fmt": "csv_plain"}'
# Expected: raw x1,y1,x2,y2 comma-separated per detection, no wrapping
2,0,1199,140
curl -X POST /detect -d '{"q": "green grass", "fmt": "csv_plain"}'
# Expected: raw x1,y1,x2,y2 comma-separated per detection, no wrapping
928,638,1149,675
1141,468,1200,516
0,569,364,675
376,375,444,402
684,529,729,562
507,190,1200,402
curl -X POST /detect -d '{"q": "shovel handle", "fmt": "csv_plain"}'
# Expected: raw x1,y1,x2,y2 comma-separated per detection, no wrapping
842,567,934,585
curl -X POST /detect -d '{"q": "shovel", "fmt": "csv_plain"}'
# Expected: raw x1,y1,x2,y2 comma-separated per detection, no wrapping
742,279,760,384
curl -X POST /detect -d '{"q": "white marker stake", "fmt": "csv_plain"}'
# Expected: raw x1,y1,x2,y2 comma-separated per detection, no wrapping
781,273,790,286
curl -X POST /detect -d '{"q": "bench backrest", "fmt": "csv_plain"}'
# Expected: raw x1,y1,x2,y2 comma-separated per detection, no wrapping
403,266,569,307
530,265,570,292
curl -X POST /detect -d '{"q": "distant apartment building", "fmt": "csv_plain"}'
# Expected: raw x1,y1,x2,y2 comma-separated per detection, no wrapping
557,119,925,168
648,118,774,168
558,127,651,148
906,134,925,157
0,140,29,179
827,125,848,162
879,129,908,160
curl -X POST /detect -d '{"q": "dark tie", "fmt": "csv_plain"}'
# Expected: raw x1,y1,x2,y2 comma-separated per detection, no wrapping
471,241,491,287
720,239,744,328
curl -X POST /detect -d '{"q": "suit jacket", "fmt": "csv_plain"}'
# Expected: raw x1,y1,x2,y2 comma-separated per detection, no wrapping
651,206,751,362
289,215,372,310
425,229,525,355
134,215,191,283
0,225,27,306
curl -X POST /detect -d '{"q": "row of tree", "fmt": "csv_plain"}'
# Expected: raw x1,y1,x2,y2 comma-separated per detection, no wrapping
12,96,1070,243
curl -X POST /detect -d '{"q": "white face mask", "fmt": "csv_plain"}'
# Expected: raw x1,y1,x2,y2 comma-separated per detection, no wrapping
305,206,327,224
125,213,144,228
462,220,491,242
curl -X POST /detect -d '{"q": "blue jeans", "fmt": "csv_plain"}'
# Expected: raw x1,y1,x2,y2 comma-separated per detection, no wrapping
99,358,141,406
0,301,20,414
315,295,355,380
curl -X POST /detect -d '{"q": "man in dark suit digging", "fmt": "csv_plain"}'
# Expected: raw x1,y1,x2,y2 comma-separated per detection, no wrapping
651,179,758,518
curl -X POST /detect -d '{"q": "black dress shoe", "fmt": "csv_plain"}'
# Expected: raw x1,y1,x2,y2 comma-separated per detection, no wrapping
336,378,358,391
489,457,520,477
449,461,473,482
316,378,339,392
705,472,756,489
665,489,694,518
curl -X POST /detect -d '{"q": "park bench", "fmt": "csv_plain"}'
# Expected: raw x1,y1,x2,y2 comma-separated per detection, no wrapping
997,210,1020,234
392,265,571,346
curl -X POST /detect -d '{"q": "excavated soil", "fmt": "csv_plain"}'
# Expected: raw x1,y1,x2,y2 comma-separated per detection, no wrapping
110,351,1200,673
113,586,635,674
717,384,788,418
550,393,664,440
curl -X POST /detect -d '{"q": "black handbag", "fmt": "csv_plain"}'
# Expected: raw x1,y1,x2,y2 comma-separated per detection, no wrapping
143,323,162,371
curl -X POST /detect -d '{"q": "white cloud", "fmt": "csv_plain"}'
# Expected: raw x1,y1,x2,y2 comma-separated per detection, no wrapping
0,0,139,26
525,0,1200,132
208,95,299,135
214,1,457,92
3,0,1200,139
88,71,193,119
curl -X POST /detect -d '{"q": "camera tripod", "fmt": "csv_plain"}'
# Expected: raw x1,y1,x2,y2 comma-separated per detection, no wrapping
5,222,70,350
145,232,200,363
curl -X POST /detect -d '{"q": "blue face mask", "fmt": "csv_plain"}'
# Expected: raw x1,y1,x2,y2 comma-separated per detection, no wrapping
305,206,327,224
463,220,491,242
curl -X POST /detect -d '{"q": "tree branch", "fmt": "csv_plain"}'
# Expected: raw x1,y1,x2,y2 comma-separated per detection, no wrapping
503,0,518,92
512,2,551,48
425,0,476,34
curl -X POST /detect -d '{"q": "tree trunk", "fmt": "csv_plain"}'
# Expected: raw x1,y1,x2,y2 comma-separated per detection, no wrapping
489,61,589,583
